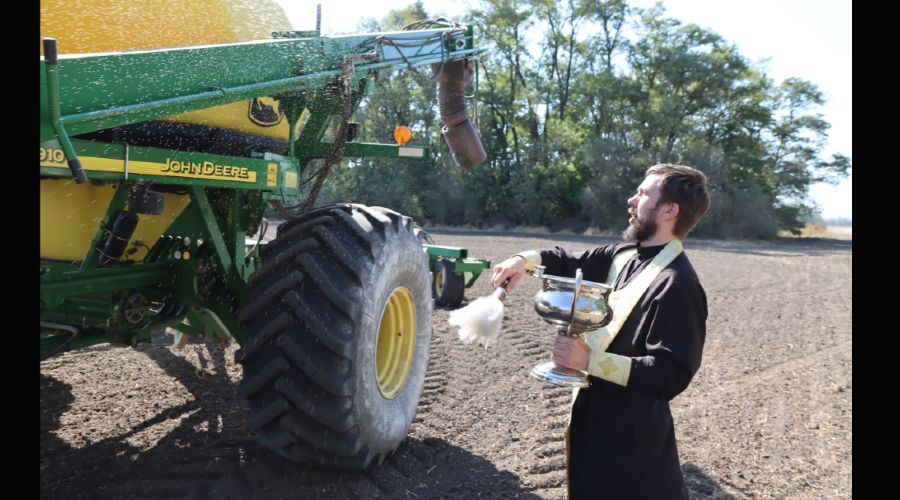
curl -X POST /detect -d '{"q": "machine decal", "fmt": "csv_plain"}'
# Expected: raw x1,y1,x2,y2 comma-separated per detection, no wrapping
40,149,258,183
266,163,278,187
248,97,284,127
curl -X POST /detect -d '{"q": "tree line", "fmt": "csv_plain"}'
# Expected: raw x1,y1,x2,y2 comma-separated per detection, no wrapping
315,0,851,239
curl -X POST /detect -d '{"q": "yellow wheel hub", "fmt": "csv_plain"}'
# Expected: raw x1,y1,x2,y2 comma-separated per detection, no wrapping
435,269,445,296
376,287,417,399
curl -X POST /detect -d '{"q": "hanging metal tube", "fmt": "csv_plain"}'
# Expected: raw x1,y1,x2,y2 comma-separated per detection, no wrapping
435,59,486,170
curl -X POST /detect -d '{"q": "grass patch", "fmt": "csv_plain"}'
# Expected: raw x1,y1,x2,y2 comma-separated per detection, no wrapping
777,223,835,238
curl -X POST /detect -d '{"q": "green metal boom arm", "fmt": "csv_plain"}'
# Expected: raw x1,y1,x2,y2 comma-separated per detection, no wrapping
40,23,481,144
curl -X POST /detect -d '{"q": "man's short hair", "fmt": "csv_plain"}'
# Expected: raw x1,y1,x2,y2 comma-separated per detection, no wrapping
646,164,710,239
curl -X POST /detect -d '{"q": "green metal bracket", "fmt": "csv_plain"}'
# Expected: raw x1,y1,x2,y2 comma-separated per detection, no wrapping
41,38,86,183
227,190,248,281
191,186,234,276
186,187,249,308
424,244,468,260
424,245,490,289
453,258,491,274
41,263,168,307
41,326,112,360
456,258,491,288
176,308,233,342
80,183,130,271
304,142,429,160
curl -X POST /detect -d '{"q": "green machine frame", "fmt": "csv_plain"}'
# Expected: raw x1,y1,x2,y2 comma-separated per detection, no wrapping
40,22,484,358
424,245,491,288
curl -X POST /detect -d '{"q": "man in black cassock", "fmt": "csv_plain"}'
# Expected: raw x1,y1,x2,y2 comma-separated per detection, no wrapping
491,163,711,499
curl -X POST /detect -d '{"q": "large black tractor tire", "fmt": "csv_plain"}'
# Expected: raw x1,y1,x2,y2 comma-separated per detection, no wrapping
432,259,465,308
236,204,432,470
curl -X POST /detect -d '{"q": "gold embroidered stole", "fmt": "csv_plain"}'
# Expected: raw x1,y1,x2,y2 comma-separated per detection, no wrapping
582,239,683,353
570,240,683,404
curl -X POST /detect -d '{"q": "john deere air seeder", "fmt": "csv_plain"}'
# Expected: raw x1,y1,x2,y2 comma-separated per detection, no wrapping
40,1,488,469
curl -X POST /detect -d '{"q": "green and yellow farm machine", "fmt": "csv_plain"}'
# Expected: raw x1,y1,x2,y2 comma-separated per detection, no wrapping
40,0,488,469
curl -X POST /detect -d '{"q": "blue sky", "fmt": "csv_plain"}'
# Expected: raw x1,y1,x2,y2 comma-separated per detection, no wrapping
275,0,852,220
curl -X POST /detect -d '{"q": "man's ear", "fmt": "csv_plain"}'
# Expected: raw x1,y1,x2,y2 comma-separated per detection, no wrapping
660,202,679,221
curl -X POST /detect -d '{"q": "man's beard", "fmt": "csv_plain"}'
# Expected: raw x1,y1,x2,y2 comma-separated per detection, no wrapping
622,206,658,243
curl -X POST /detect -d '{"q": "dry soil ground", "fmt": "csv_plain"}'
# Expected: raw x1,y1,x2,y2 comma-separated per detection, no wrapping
40,229,852,499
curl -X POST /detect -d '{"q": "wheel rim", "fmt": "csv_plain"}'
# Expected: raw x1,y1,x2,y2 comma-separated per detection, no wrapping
376,287,417,399
435,268,445,296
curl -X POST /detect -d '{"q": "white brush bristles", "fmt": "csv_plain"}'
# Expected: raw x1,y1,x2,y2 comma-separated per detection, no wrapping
447,295,504,348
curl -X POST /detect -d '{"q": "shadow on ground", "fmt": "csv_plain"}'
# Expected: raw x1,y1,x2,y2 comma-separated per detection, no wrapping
40,338,538,499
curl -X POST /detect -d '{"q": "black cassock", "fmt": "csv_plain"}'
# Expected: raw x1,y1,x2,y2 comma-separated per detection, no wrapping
539,242,708,499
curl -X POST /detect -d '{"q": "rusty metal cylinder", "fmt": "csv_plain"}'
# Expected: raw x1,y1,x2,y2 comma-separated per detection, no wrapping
442,120,487,169
435,59,486,170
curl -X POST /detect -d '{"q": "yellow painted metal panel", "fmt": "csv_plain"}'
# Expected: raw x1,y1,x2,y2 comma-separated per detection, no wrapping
40,0,294,140
40,179,191,261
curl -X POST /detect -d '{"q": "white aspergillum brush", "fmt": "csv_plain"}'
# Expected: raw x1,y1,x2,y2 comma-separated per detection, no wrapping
448,281,509,348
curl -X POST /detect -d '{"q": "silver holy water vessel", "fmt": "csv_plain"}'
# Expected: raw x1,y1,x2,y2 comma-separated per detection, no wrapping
531,266,614,387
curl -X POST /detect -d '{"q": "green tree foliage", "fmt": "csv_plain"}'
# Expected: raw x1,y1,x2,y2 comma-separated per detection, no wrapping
316,0,850,238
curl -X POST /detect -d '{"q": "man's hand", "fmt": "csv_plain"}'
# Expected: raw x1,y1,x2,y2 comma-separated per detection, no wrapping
491,256,527,292
551,336,591,371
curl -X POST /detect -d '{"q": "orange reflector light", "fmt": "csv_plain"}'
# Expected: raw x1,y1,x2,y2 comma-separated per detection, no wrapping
394,125,412,146
182,251,191,260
